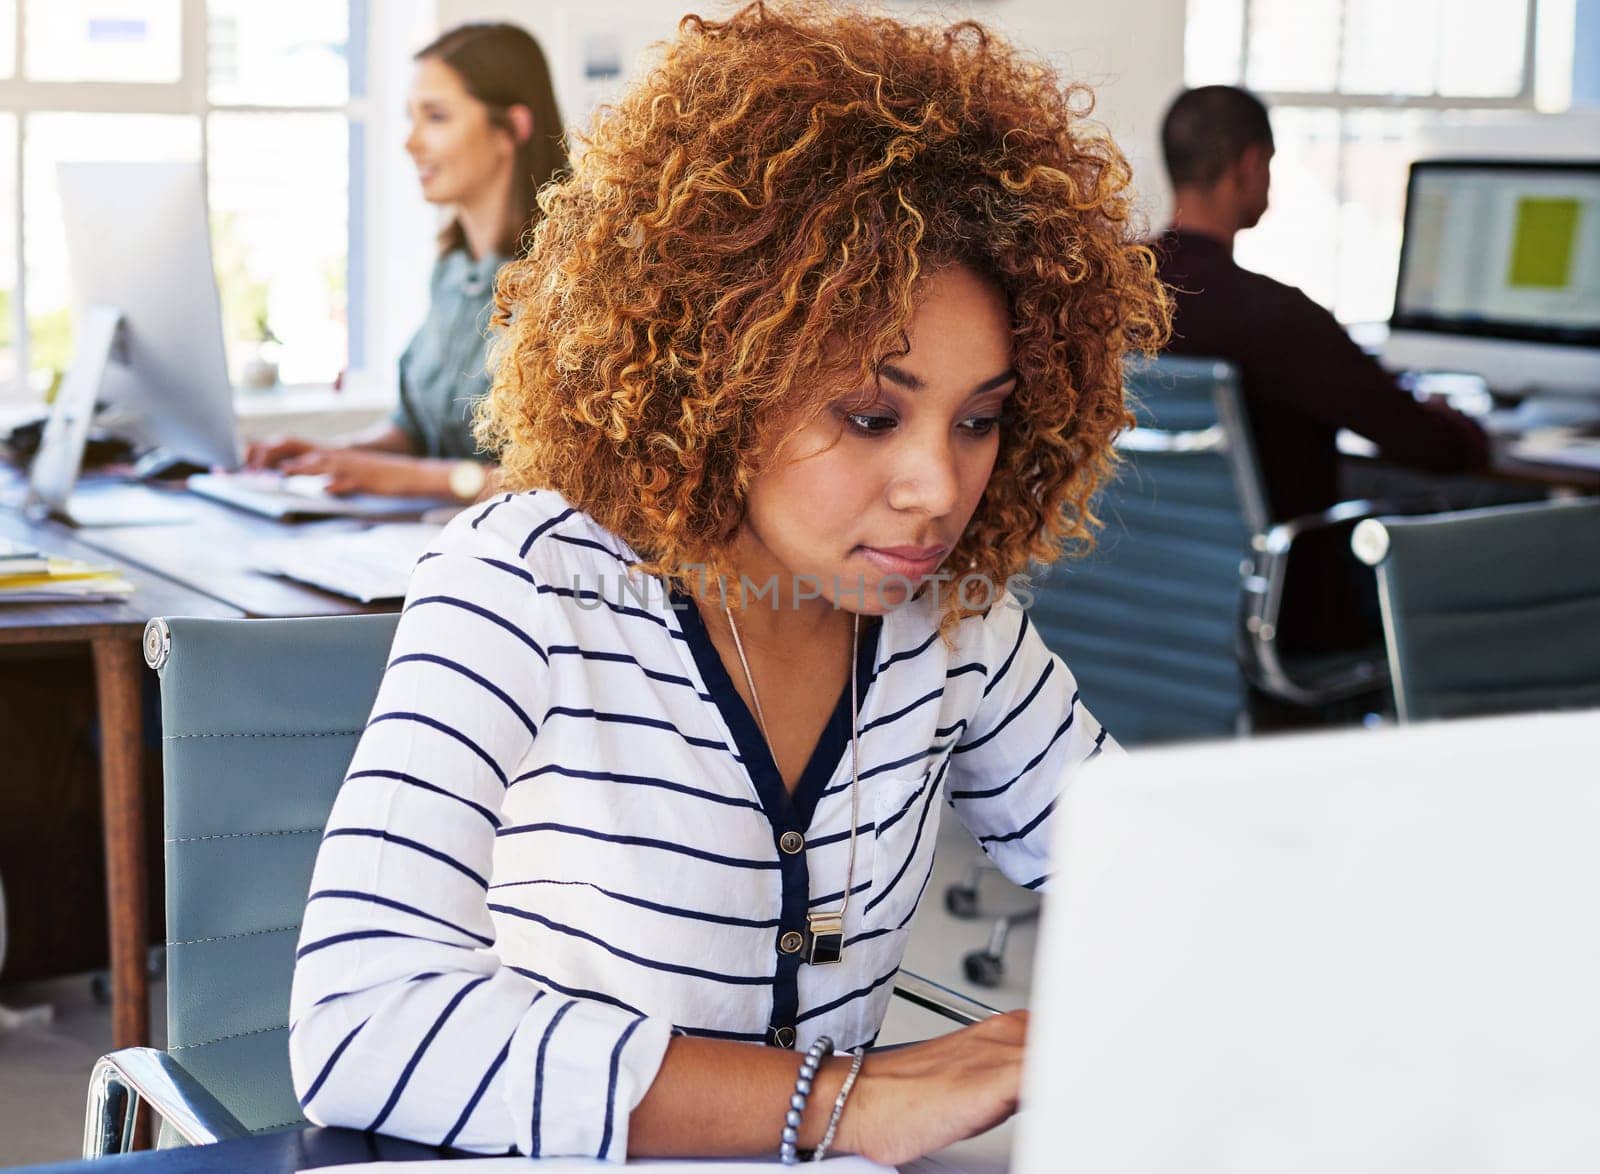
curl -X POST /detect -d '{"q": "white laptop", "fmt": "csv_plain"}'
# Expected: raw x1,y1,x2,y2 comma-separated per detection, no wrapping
1015,710,1600,1174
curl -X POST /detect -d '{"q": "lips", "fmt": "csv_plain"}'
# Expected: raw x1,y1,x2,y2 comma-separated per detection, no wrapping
858,544,950,578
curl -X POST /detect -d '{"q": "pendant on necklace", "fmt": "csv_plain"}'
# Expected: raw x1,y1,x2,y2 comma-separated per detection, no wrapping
806,911,845,965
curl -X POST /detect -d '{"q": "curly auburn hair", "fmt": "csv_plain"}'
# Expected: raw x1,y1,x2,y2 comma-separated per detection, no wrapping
479,0,1170,624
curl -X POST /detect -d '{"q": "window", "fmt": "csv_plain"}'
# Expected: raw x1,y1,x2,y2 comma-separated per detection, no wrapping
1185,0,1578,323
0,0,364,402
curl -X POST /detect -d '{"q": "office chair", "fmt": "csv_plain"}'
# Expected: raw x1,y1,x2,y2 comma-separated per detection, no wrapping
83,613,999,1157
948,355,1397,986
1352,498,1600,722
1030,355,1394,739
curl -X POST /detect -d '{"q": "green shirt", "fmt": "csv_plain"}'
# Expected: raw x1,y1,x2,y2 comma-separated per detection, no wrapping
391,248,506,460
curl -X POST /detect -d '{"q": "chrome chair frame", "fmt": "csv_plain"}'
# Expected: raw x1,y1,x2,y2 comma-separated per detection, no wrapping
1121,357,1394,710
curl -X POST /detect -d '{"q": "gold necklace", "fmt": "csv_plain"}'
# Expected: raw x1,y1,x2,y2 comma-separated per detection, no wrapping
724,606,860,966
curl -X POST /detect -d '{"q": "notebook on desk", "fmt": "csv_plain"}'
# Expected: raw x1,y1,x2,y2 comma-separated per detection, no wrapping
1014,709,1600,1174
187,471,453,521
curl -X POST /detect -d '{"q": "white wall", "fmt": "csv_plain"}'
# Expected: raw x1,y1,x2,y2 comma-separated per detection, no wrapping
436,0,1185,226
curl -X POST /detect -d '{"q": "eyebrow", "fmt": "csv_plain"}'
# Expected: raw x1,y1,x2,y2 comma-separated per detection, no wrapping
878,363,1018,397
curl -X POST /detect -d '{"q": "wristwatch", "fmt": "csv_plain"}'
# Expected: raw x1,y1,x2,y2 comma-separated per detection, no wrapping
447,460,488,502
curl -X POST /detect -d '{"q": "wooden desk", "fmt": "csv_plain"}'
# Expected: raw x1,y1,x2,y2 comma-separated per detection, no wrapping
1337,428,1600,495
0,507,241,1053
3,471,403,1053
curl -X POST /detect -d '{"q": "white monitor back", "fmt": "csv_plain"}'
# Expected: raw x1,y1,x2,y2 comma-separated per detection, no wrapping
1016,710,1600,1174
56,160,238,469
1382,329,1600,398
1382,158,1600,399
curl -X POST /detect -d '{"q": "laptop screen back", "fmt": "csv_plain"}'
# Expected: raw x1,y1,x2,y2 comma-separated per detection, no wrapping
1016,710,1600,1174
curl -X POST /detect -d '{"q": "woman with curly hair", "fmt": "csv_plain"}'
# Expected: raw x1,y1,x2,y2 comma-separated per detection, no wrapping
290,1,1168,1164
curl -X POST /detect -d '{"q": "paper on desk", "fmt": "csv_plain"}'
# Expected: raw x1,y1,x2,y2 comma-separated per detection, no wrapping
0,556,135,603
250,522,443,603
307,1158,892,1173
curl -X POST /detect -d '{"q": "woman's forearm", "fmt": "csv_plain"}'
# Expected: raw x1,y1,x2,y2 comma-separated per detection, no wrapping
628,1035,851,1158
341,421,419,454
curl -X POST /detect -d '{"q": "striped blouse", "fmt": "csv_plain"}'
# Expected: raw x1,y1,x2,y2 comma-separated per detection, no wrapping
288,490,1112,1160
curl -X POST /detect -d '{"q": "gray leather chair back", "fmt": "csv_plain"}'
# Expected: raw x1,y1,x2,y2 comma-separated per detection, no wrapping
150,612,401,1135
1352,498,1600,722
1030,356,1258,744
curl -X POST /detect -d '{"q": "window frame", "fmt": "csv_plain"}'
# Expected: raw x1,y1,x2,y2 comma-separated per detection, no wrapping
0,0,368,402
1190,0,1561,323
1239,0,1541,112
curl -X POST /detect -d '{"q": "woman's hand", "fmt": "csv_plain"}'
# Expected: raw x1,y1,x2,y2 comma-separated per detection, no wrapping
279,447,439,497
243,435,318,470
838,1010,1028,1166
626,1010,1027,1162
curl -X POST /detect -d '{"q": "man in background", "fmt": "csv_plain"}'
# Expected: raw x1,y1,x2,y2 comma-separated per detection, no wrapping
1152,84,1491,657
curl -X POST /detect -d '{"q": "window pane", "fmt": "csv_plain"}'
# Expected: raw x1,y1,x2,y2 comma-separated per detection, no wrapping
1246,0,1340,91
1238,107,1449,324
1185,0,1243,86
1535,0,1576,112
1235,107,1342,312
0,0,16,78
207,0,349,107
23,113,200,392
1332,110,1435,321
1436,0,1528,97
208,113,346,387
1336,0,1527,97
25,0,181,84
1341,0,1442,95
0,116,16,396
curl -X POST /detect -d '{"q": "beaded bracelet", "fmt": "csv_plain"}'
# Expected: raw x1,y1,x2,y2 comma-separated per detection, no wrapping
812,1046,865,1162
779,1035,834,1165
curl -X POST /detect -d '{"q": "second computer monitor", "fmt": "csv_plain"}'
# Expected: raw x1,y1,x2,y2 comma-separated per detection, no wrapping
1385,158,1600,399
57,159,239,470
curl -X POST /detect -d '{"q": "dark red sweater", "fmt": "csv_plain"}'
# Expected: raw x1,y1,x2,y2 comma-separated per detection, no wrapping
1152,229,1492,657
1153,228,1490,524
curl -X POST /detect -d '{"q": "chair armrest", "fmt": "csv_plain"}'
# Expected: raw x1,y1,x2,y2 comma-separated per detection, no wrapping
1256,498,1399,556
891,968,1001,1027
1257,492,1456,556
1244,499,1397,645
1238,499,1397,707
83,1047,250,1158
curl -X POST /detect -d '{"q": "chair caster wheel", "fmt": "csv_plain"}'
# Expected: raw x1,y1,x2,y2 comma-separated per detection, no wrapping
945,885,980,919
963,950,1003,987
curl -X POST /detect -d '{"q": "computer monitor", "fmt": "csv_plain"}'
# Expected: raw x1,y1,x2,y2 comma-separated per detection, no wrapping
1383,159,1600,399
55,159,240,470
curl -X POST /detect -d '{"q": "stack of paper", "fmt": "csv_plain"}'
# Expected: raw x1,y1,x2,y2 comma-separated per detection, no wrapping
250,521,443,603
0,539,134,603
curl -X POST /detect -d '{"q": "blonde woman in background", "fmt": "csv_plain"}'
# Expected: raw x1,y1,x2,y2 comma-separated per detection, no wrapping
245,22,566,502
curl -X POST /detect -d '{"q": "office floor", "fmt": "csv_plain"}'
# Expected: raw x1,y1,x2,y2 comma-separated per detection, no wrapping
0,815,1038,1168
